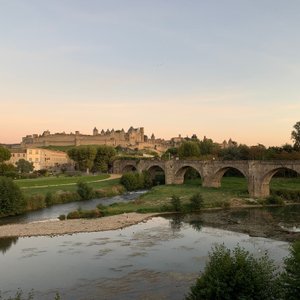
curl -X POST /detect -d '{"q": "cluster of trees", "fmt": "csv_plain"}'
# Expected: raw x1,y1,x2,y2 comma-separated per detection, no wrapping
67,145,116,173
162,122,300,160
186,241,300,300
120,171,153,191
0,176,25,217
164,139,300,160
0,146,34,178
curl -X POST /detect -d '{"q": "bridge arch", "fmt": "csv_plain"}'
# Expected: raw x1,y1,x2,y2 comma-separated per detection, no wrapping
146,165,166,185
208,166,249,196
174,165,203,185
122,164,137,173
260,167,300,197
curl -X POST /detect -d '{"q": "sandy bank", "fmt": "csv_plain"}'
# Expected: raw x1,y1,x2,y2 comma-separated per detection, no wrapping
0,213,160,238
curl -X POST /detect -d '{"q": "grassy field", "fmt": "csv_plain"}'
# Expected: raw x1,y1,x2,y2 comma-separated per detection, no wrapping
15,174,110,188
102,177,300,215
11,174,300,216
14,175,121,197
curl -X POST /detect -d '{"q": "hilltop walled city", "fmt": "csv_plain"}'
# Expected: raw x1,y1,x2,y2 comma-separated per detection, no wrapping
3,126,235,171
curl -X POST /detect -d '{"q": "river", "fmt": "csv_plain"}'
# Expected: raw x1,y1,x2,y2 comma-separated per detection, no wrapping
0,194,299,299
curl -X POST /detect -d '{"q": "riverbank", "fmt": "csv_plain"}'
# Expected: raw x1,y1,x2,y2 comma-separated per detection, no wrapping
1,205,299,242
0,212,159,238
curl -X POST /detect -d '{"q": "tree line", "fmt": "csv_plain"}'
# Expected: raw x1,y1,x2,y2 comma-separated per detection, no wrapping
162,121,300,160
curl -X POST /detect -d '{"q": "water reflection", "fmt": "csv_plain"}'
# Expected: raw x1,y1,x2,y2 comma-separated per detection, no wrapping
0,215,291,300
0,237,18,254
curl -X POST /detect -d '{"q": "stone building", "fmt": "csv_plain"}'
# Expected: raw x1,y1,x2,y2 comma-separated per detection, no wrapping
9,148,72,171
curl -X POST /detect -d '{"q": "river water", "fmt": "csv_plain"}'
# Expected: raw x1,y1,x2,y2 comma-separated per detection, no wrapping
0,193,299,299
0,191,147,225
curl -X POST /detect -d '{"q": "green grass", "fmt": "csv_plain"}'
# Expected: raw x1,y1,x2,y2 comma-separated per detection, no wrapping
102,177,300,215
15,174,109,188
270,177,300,190
16,176,120,197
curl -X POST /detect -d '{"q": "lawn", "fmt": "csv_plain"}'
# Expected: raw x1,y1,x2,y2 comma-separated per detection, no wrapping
14,175,123,197
103,176,300,215
15,174,109,188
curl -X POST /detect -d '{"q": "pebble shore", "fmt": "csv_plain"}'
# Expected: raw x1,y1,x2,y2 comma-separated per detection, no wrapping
0,213,159,238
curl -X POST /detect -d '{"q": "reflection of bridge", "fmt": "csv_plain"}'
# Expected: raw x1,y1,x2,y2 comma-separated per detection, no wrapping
113,159,300,198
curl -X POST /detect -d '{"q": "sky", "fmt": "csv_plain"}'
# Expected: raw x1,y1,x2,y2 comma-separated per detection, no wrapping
0,0,299,146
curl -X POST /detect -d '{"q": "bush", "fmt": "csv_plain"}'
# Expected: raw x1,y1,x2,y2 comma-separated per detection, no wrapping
120,172,143,191
186,244,281,300
58,214,66,220
66,209,102,219
26,194,46,211
67,210,80,219
120,171,154,191
171,195,182,212
0,176,26,216
265,195,285,205
189,193,204,211
281,240,300,300
271,189,300,202
77,181,94,200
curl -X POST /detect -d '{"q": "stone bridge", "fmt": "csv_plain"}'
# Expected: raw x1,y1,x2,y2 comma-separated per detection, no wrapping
113,159,300,198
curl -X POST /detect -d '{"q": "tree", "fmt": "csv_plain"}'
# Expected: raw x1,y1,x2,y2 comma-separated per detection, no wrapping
186,244,281,300
0,146,11,162
93,145,116,173
16,159,34,173
189,193,204,211
171,195,182,212
0,176,25,216
178,141,200,158
281,240,300,300
0,163,16,176
291,121,300,150
67,146,97,172
76,181,94,200
199,139,215,155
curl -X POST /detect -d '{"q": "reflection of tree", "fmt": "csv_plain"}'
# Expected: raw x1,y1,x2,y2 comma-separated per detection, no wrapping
0,237,18,254
189,220,203,232
169,215,184,232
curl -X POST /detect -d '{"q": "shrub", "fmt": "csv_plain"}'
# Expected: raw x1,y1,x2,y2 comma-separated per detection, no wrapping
26,194,46,211
271,189,300,202
171,195,182,212
0,176,25,216
45,192,54,206
77,181,94,200
58,214,66,220
189,193,204,211
265,195,285,205
281,240,300,300
67,210,80,219
186,244,281,300
120,172,142,191
66,209,102,219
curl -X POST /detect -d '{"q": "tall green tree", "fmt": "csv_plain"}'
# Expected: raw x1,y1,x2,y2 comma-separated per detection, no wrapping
0,146,11,162
0,176,25,216
93,145,116,173
291,121,300,150
16,159,34,173
67,146,97,172
178,141,201,158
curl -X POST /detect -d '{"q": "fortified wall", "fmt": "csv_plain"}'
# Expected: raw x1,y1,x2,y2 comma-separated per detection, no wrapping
21,127,169,152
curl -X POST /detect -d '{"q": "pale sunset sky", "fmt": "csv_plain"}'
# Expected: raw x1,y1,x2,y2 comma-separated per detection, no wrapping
0,0,299,146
